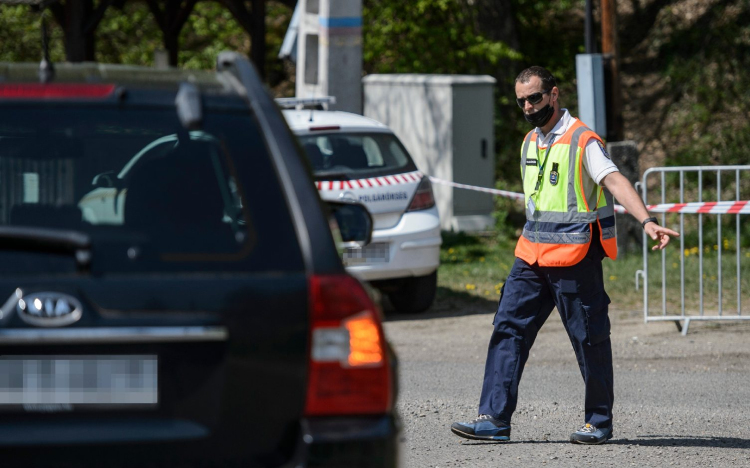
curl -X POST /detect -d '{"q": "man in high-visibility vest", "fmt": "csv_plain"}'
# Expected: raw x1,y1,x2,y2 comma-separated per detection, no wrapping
451,66,679,445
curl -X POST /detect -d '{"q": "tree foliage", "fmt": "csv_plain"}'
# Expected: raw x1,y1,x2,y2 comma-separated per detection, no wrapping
621,0,750,168
2,0,749,180
0,6,65,63
0,1,292,89
363,0,587,186
363,0,522,75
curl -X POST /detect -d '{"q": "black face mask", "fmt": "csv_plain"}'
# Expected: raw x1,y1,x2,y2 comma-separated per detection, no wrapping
524,104,554,128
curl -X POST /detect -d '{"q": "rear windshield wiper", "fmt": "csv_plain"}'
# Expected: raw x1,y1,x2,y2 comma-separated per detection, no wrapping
0,226,91,268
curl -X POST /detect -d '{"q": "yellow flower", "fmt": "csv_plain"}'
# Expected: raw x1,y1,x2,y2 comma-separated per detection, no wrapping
448,248,454,254
480,257,485,262
609,275,617,281
684,249,690,257
465,284,477,291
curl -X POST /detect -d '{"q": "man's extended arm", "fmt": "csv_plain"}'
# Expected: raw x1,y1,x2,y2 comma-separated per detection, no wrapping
600,171,680,250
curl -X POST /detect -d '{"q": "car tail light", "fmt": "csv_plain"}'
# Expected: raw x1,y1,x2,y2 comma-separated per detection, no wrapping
305,274,392,416
407,176,436,211
0,83,116,99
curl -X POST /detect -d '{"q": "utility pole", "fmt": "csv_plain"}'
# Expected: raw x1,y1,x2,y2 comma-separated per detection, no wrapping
584,0,596,53
601,0,623,141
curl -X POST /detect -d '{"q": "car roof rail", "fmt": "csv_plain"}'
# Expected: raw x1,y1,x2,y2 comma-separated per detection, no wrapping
274,96,336,110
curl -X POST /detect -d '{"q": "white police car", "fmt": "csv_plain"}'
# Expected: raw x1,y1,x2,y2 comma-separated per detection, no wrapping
280,98,441,314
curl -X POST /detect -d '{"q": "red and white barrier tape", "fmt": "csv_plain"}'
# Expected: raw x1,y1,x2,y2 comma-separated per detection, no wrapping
317,170,422,191
646,201,750,215
427,176,526,201
427,176,750,216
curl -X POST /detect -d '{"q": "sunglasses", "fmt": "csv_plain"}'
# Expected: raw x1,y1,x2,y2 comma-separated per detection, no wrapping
516,90,551,108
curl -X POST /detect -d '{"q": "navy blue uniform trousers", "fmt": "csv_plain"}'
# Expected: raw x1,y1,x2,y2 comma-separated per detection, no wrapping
478,239,614,429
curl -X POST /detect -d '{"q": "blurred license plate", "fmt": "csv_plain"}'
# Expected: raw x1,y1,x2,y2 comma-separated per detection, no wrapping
0,355,158,410
343,242,390,265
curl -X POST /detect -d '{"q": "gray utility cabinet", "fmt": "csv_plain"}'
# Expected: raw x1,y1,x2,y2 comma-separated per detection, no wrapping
363,74,496,232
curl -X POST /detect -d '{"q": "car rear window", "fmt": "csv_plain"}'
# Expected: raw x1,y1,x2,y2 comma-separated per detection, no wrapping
0,102,303,276
298,132,417,180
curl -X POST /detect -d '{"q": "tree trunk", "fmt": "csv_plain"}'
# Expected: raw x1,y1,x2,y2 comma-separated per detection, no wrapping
250,0,266,78
146,0,198,67
58,0,95,61
221,0,267,78
164,31,179,67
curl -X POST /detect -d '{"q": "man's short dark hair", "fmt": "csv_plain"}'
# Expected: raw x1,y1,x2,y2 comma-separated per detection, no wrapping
515,66,557,92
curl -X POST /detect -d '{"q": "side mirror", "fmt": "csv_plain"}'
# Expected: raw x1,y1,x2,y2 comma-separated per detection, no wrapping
326,200,373,248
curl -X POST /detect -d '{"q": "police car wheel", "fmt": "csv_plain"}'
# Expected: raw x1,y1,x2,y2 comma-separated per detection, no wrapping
387,271,437,314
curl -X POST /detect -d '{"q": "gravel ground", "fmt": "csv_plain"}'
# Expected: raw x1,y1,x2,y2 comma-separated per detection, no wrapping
382,297,750,467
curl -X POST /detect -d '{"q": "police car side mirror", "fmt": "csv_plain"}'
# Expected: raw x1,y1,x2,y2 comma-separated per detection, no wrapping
326,200,373,248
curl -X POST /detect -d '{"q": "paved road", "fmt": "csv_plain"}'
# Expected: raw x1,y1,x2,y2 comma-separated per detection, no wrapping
383,294,750,467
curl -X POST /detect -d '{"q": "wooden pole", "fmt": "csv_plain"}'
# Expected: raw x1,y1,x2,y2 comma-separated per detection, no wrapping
601,0,623,141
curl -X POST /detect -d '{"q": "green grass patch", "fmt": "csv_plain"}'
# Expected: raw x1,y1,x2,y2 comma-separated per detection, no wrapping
438,232,516,303
641,246,750,315
437,232,750,314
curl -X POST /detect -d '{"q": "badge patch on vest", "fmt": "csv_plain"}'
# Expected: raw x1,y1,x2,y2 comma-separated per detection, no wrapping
549,162,559,186
597,141,611,159
526,158,538,166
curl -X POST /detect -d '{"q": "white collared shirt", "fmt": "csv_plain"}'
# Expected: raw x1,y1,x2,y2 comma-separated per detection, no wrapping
534,109,618,185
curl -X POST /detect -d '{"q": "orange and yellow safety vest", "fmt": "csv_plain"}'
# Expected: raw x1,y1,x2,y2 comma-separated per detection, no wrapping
515,119,617,267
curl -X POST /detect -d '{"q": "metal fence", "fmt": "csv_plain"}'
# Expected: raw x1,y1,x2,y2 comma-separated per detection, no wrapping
635,165,750,335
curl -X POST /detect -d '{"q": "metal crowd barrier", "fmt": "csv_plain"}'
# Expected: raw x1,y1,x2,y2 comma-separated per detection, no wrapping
635,165,750,335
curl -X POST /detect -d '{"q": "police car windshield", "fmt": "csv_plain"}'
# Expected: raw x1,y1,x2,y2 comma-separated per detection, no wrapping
298,133,417,180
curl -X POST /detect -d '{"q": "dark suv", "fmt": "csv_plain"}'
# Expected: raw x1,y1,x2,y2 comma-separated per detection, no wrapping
0,53,398,467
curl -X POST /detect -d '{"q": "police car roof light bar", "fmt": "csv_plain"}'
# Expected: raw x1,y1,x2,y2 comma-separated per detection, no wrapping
275,96,336,110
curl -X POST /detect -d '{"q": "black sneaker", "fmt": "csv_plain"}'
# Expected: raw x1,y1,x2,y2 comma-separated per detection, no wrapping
569,423,613,445
450,414,511,441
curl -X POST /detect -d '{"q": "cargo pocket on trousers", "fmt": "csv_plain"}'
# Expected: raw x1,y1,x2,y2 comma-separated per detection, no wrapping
582,292,611,345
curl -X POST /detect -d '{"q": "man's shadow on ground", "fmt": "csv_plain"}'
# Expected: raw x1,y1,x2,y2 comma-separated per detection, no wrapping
460,436,750,448
611,435,750,448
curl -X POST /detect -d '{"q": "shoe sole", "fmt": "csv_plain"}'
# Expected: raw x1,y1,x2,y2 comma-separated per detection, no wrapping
569,432,613,445
450,426,510,442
